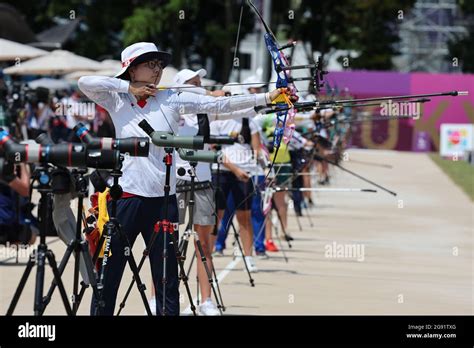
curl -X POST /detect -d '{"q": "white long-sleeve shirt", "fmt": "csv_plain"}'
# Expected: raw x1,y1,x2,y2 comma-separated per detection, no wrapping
210,110,260,173
174,86,258,182
78,76,268,197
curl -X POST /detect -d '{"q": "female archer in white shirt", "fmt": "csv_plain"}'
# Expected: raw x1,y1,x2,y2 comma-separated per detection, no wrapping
78,42,287,316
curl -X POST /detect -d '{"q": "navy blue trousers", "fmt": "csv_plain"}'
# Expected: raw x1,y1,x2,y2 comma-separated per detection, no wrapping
91,195,179,316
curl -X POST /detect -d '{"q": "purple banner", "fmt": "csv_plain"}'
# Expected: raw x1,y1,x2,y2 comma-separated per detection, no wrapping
327,70,474,151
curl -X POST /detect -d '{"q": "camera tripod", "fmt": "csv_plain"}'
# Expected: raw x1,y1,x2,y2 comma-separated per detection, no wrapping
7,164,73,316
115,147,196,316
92,158,152,316
177,161,224,314
40,169,100,315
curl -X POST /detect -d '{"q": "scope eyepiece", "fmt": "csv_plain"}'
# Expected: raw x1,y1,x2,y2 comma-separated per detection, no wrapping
74,123,149,157
139,119,205,150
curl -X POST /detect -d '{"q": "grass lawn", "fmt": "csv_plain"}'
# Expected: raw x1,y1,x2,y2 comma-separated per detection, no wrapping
429,153,474,201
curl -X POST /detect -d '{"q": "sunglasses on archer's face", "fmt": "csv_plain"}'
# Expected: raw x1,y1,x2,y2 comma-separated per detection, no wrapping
139,59,164,70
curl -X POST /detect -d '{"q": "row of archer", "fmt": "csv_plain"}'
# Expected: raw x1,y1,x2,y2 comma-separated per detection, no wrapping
0,58,468,315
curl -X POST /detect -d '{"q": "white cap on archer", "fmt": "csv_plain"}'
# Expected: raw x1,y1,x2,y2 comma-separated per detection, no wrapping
173,68,207,85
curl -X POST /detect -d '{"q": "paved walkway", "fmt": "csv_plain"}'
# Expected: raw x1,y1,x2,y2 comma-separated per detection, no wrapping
1,150,472,315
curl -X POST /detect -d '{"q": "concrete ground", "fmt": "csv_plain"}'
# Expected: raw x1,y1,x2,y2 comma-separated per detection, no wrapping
0,149,472,315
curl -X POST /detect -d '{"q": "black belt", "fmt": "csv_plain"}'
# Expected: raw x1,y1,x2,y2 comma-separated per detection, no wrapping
176,181,212,193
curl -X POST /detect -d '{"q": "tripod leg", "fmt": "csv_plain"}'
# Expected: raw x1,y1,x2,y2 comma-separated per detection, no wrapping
34,245,47,316
196,273,200,306
96,220,147,316
116,228,161,316
195,237,223,314
95,224,113,315
116,215,189,315
117,224,188,316
79,241,99,292
6,252,36,315
170,229,197,316
72,243,81,313
46,251,73,315
185,249,195,280
72,242,100,314
304,205,315,228
211,265,225,311
75,284,88,311
295,208,303,231
71,196,87,314
230,222,255,287
230,221,244,260
41,241,76,314
178,230,192,282
178,231,191,258
115,227,152,316
161,231,168,316
125,250,152,315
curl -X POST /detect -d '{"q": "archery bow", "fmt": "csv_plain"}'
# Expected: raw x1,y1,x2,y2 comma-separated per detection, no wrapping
247,0,296,149
258,91,468,114
246,0,324,186
219,0,321,241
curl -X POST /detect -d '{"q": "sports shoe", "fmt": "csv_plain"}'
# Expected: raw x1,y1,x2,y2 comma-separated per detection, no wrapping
199,298,220,316
265,239,279,252
244,256,258,273
256,251,269,259
213,249,224,257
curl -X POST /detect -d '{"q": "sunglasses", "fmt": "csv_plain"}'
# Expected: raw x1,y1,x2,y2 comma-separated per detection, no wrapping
140,59,164,70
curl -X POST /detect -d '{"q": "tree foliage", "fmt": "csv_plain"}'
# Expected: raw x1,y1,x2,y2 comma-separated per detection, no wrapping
448,0,474,72
7,0,474,78
273,0,416,70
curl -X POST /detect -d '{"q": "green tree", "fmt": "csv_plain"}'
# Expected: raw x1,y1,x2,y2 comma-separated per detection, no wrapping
448,0,474,73
122,0,254,81
122,0,198,68
3,0,254,81
271,0,415,70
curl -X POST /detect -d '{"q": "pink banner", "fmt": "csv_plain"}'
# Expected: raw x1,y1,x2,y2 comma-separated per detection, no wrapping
329,71,474,151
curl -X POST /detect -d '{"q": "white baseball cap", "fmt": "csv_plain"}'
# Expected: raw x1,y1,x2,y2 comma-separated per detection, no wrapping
115,42,171,80
173,68,207,85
